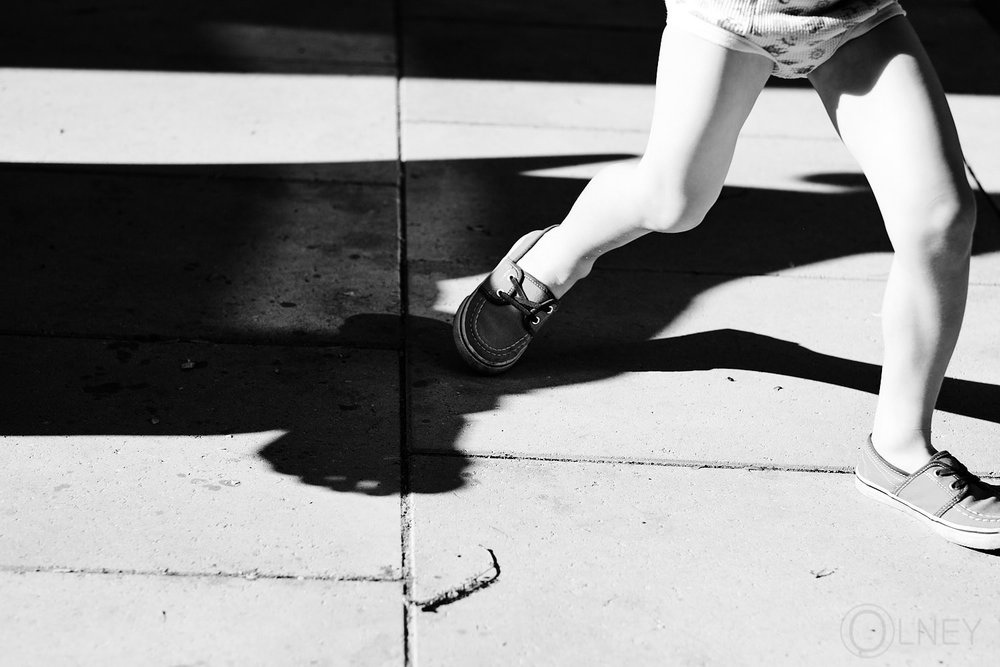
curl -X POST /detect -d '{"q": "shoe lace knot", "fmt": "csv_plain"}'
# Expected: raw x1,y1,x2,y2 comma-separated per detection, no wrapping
931,458,978,495
497,275,558,327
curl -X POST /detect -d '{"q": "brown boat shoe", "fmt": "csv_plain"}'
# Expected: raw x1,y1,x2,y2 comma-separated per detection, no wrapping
452,226,560,374
856,435,1000,550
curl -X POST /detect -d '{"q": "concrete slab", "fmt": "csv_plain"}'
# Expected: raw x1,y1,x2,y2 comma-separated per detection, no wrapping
1,0,396,74
0,572,401,666
411,457,1000,665
402,81,835,138
0,337,403,577
0,69,398,183
401,78,656,132
409,271,1000,474
0,169,399,346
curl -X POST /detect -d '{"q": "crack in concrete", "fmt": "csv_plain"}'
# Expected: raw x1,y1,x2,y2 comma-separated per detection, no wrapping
412,547,500,613
413,450,857,475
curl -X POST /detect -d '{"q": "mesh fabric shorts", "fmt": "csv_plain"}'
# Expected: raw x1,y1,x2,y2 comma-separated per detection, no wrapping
664,0,906,78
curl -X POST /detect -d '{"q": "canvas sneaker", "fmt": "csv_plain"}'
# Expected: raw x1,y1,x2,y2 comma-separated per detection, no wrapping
856,435,1000,550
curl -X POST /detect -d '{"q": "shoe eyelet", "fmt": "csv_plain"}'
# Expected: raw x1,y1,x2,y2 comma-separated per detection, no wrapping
546,306,555,314
496,289,505,298
531,316,541,325
933,469,944,477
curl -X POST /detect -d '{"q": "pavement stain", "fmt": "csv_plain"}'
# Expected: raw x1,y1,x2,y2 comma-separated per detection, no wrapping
809,567,836,579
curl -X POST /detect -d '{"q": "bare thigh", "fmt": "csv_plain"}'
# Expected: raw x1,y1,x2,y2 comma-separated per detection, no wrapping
808,16,973,249
636,24,773,229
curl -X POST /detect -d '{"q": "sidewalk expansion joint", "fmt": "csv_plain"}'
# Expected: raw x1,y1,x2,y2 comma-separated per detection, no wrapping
0,564,402,584
394,3,417,663
413,450,854,475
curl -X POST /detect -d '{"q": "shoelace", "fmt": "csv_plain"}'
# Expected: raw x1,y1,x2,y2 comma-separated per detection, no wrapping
497,275,557,327
932,457,979,495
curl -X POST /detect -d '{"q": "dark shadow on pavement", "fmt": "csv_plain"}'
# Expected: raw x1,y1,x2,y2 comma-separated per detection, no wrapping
402,151,1000,477
4,151,999,495
3,0,999,501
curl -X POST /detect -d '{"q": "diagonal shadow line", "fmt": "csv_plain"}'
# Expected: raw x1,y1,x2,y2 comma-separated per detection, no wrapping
540,328,1000,425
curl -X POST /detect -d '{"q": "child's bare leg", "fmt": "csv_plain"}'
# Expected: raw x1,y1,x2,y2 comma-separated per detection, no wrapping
809,17,976,473
517,26,773,298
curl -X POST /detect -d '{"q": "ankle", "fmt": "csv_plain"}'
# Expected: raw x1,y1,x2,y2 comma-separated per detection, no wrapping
870,429,937,474
517,234,592,299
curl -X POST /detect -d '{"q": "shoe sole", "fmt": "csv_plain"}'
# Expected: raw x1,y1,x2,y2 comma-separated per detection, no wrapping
452,227,557,375
855,475,1000,550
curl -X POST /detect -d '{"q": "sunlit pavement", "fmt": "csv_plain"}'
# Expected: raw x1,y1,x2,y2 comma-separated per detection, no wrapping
1,1,999,664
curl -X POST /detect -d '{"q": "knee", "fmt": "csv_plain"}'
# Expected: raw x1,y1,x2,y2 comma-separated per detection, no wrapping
891,186,977,264
633,175,720,234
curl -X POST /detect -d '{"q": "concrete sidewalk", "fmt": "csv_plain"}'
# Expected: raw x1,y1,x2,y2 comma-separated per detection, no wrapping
1,0,999,664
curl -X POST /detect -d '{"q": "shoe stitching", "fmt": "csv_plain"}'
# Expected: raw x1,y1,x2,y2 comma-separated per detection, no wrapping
895,468,936,496
893,457,947,497
935,494,963,518
868,453,903,485
470,322,527,356
864,475,1000,533
925,472,964,508
883,463,963,517
863,437,903,477
861,444,905,490
868,485,991,535
947,504,1000,524
949,502,1000,521
469,294,529,355
905,470,1000,521
522,271,553,297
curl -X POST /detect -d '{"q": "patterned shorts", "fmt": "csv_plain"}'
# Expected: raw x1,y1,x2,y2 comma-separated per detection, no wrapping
664,0,907,78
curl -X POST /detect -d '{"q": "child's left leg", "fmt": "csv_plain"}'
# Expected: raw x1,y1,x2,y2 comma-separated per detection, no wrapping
808,16,976,473
810,17,1000,550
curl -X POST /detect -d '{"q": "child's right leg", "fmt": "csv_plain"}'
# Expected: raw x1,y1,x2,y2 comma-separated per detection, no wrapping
454,25,772,373
517,26,773,298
